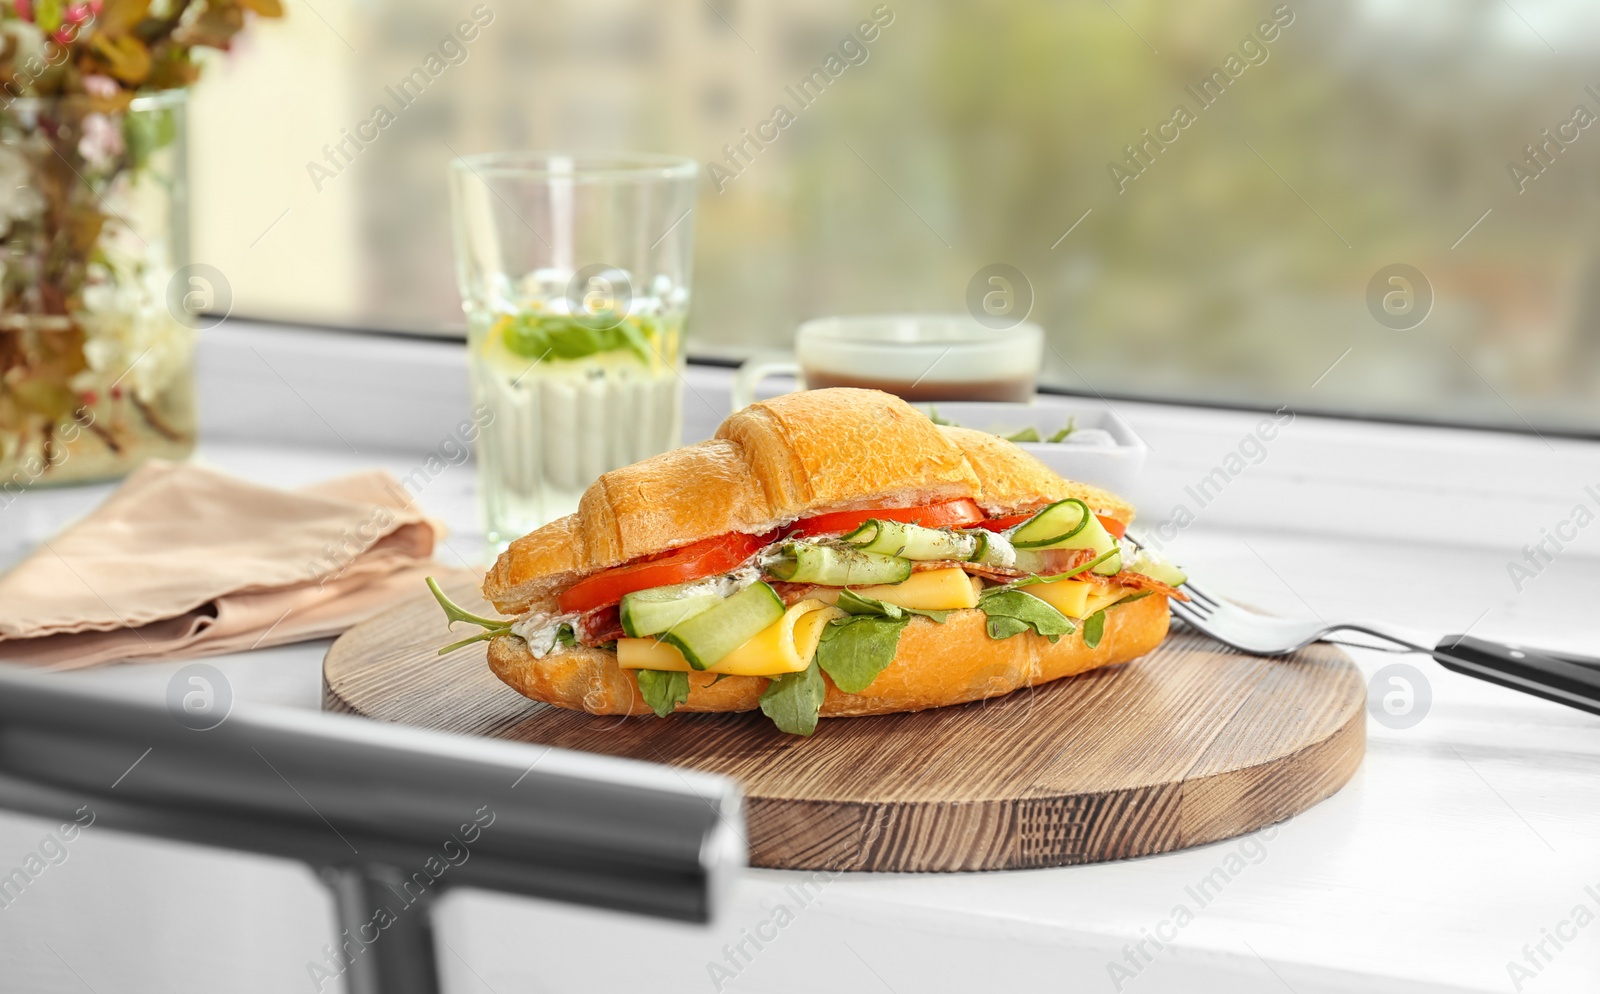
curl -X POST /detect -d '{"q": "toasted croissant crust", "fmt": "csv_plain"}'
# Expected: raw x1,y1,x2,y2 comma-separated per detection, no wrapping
483,388,1133,616
485,591,1169,718
713,387,979,515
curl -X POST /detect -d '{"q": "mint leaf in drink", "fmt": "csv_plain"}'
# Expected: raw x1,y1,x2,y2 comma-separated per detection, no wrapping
815,615,911,694
760,658,827,735
499,314,550,358
543,318,613,359
977,588,1074,643
636,669,690,718
497,313,656,363
614,318,656,365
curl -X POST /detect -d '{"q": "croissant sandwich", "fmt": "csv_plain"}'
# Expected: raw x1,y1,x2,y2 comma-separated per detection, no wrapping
429,388,1187,735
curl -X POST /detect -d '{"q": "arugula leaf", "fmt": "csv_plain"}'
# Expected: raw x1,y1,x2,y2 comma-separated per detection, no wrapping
1003,426,1041,442
636,669,690,718
427,576,512,655
1047,417,1078,443
815,615,911,693
427,576,510,632
977,589,1075,643
1083,590,1152,650
435,629,500,654
835,588,896,616
1082,610,1107,649
1008,547,1122,587
554,624,578,648
835,588,949,623
986,616,1033,640
760,659,827,736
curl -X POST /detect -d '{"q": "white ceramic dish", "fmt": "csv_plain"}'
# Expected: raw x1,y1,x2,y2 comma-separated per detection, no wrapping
920,400,1148,496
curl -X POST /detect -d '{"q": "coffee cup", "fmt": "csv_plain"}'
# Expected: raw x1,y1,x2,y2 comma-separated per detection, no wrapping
730,314,1043,411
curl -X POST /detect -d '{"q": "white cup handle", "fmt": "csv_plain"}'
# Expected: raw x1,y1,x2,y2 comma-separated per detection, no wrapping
731,358,803,412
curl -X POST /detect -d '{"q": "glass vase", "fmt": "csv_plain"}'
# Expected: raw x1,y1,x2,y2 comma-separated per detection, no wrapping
0,89,197,495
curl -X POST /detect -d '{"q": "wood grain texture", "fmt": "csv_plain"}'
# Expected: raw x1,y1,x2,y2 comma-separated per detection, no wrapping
323,579,1365,872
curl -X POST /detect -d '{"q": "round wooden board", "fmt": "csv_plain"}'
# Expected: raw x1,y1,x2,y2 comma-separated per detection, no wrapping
324,580,1365,872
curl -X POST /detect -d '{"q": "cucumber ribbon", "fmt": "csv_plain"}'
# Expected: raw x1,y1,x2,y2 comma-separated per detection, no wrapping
842,518,979,561
1009,498,1094,549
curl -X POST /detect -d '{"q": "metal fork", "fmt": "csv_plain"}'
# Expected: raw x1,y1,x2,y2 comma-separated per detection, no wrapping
1161,567,1600,718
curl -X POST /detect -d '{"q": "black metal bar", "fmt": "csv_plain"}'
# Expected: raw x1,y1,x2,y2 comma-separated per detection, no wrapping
0,662,744,984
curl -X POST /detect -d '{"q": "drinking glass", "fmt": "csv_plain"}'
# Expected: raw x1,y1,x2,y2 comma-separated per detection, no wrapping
449,152,698,547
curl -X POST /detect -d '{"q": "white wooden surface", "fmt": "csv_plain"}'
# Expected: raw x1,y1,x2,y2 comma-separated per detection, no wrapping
1,322,1597,994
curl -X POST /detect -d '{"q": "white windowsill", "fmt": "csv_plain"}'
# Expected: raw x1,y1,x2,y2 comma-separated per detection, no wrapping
2,319,1596,994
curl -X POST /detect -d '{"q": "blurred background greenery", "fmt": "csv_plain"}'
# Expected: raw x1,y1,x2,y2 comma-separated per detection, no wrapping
192,0,1600,432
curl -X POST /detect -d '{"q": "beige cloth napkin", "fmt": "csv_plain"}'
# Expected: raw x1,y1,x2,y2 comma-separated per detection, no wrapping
0,460,475,670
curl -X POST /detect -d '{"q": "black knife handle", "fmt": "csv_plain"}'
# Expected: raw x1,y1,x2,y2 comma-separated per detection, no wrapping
1433,635,1600,717
1545,647,1600,670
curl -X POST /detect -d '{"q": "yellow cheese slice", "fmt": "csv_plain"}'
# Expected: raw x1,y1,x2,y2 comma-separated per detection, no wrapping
1025,577,1094,618
848,567,982,611
1081,583,1130,617
617,599,846,676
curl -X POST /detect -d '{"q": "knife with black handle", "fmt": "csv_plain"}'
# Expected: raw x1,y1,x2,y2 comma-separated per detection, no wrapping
1432,635,1600,716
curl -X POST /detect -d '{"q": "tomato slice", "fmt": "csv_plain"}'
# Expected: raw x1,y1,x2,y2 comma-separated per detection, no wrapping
974,510,1128,539
786,498,984,539
971,513,1031,533
557,498,1000,613
558,532,770,614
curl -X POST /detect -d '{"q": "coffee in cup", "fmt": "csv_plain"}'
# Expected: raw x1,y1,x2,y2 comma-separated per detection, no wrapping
731,314,1043,410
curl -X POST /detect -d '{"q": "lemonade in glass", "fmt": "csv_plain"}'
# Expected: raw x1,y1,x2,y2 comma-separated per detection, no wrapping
449,154,697,547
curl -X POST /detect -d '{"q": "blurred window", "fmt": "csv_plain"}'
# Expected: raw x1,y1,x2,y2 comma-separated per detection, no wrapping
194,0,1600,434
